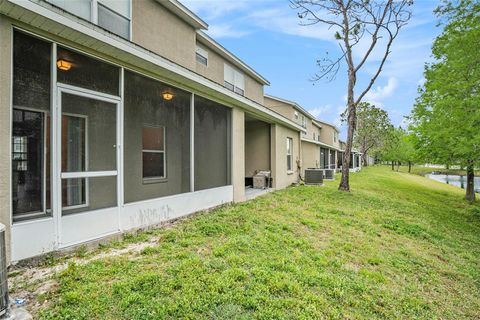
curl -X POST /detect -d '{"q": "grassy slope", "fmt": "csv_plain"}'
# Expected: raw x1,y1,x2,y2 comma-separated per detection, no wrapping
40,166,480,319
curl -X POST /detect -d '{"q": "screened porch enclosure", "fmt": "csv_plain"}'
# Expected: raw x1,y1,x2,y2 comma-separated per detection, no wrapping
10,29,233,260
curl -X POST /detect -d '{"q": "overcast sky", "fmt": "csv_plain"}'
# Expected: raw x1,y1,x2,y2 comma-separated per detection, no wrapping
182,0,441,139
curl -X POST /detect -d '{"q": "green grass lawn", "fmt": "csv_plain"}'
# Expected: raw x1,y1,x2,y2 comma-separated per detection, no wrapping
38,166,480,319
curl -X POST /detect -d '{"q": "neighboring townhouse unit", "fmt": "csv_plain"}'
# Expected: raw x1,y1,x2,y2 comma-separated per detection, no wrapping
0,0,304,263
339,140,362,172
264,95,361,179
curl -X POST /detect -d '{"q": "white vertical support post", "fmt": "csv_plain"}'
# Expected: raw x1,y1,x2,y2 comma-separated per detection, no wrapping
190,93,195,192
51,42,61,247
117,68,124,231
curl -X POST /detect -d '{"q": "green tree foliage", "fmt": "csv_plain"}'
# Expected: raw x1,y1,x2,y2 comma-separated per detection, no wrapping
352,102,393,166
379,127,416,171
409,0,480,202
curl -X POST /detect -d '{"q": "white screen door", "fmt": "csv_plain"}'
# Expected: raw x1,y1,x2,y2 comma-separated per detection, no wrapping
56,85,121,246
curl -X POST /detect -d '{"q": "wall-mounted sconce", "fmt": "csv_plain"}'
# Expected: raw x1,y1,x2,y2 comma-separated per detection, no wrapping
56,59,72,71
162,90,174,101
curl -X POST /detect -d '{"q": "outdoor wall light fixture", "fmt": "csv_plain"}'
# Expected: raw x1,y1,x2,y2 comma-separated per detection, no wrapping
162,90,174,101
56,59,72,71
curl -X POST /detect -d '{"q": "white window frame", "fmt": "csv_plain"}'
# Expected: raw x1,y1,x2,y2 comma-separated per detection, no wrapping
46,0,132,40
61,112,89,211
286,137,293,172
142,125,167,181
195,45,208,66
224,63,245,96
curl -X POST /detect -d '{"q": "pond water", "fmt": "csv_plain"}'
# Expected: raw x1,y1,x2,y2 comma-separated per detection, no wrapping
425,174,480,193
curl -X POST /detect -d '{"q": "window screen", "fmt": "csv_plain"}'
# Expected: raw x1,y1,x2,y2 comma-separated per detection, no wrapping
196,46,208,66
142,126,166,179
320,147,329,169
330,150,336,169
124,71,191,203
194,96,231,191
46,0,91,20
57,46,120,96
223,64,245,96
98,3,130,39
12,31,52,222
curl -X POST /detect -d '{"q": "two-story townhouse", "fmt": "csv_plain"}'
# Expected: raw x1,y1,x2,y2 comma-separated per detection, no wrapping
0,0,304,264
264,95,361,178
264,95,325,177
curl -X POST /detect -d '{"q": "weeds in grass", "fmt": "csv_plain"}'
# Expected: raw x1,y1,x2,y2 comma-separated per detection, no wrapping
33,166,480,319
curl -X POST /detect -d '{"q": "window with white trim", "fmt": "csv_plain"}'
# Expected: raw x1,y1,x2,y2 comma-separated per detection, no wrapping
196,45,208,66
287,137,293,171
47,0,131,39
142,126,166,179
333,131,338,143
224,64,245,96
294,111,299,120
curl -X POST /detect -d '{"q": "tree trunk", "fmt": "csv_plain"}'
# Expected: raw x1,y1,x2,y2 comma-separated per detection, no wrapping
391,161,394,171
408,161,412,173
338,63,356,192
465,164,475,202
362,152,368,167
396,161,400,171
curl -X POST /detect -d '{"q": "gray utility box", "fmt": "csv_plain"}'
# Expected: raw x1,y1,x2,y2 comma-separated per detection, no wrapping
0,223,8,317
253,171,271,189
324,169,335,180
305,169,324,185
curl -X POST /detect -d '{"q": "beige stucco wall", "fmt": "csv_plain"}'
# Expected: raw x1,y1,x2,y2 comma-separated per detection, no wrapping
301,142,320,175
245,120,270,177
244,76,264,105
318,123,340,149
302,118,321,141
132,0,196,70
263,96,322,141
232,108,246,202
264,96,295,120
196,40,264,105
271,124,300,190
0,17,12,264
195,42,223,84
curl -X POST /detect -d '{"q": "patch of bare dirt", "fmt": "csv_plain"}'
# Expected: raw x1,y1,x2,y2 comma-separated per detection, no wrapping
8,236,160,315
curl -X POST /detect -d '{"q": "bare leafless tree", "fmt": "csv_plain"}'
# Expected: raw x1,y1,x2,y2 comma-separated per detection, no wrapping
291,0,412,191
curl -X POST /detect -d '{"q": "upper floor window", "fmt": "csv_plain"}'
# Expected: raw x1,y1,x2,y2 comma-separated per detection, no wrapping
196,46,208,66
47,0,131,39
224,64,245,96
333,131,338,143
301,115,306,128
294,111,299,120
